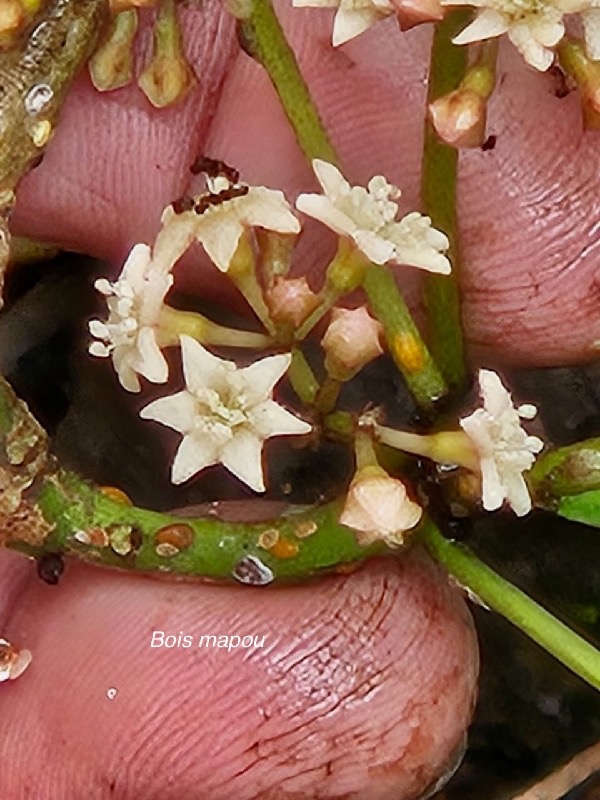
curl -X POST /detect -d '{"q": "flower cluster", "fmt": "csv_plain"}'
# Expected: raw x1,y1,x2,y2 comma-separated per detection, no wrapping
292,0,600,71
297,160,451,274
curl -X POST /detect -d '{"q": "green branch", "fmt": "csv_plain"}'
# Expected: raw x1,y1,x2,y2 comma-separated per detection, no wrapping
421,12,470,391
0,376,385,583
420,519,600,691
363,264,448,408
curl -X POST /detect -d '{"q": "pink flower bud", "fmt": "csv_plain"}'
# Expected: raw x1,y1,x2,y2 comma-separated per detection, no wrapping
390,0,443,30
266,277,320,329
321,306,384,381
428,88,487,149
340,466,422,548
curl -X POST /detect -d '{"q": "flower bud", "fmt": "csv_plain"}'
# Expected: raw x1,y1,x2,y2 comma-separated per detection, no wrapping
340,466,422,548
429,88,487,149
138,0,196,108
558,39,600,130
139,53,196,108
322,306,383,381
89,10,138,92
266,277,320,329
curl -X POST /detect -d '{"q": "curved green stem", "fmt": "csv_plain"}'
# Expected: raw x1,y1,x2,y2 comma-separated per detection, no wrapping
158,306,274,349
421,12,470,391
4,375,600,690
420,519,600,691
239,0,338,165
0,376,384,582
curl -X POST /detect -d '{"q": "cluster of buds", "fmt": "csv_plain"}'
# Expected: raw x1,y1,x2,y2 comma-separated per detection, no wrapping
90,0,195,107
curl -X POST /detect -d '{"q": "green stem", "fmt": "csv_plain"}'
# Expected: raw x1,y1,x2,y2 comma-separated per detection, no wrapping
315,376,341,416
421,12,470,391
158,306,273,349
0,376,386,582
363,264,447,409
239,0,338,165
420,519,600,691
287,347,320,406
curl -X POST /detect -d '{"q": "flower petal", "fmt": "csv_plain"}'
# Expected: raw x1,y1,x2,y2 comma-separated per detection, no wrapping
479,454,505,511
220,430,266,492
152,212,198,273
296,193,357,237
332,6,384,46
583,8,600,61
239,188,301,234
180,335,233,396
195,213,245,272
171,434,219,485
135,327,169,384
248,399,312,439
352,229,396,264
312,159,351,197
140,390,197,434
452,9,509,45
236,353,292,405
508,23,555,71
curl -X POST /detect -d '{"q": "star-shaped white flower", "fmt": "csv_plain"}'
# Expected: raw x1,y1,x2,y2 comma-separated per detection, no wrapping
460,369,544,517
88,243,172,393
443,0,596,72
140,336,312,491
340,467,422,547
292,0,395,47
296,160,451,274
153,175,301,274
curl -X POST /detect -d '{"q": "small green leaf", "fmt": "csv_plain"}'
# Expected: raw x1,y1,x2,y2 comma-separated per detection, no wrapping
558,489,600,527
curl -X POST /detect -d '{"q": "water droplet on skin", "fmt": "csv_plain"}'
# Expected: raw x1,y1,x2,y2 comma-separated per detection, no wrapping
107,687,118,700
232,554,274,586
0,639,31,682
24,83,53,116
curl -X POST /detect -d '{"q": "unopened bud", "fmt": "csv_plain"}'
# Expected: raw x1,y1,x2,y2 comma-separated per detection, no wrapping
266,277,320,329
89,10,138,92
340,466,422,548
139,53,195,107
390,0,443,30
429,88,487,149
138,0,196,108
558,38,600,130
322,306,383,381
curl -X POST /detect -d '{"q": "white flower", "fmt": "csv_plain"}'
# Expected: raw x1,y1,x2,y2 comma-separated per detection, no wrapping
153,175,300,274
460,369,544,517
140,336,312,491
443,0,597,72
296,160,451,274
88,244,172,393
339,467,422,547
292,0,395,47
